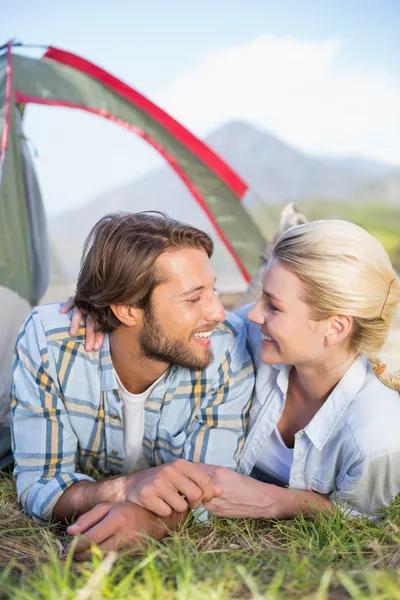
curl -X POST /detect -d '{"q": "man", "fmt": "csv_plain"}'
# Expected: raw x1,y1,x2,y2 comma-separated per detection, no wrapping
11,212,254,560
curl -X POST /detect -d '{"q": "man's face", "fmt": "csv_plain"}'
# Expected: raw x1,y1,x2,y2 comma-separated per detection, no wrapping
139,248,226,370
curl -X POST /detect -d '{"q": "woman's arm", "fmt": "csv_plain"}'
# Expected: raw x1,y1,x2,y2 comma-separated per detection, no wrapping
202,467,333,519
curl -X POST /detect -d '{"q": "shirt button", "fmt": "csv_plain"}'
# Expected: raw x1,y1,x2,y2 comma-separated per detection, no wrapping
292,474,300,480
110,413,118,419
111,450,119,456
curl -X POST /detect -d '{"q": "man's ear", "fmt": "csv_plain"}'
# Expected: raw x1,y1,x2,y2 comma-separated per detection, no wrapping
324,315,353,347
110,304,140,327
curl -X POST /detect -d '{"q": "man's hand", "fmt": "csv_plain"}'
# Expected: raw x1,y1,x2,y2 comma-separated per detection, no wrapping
60,296,105,352
67,502,183,561
126,459,222,517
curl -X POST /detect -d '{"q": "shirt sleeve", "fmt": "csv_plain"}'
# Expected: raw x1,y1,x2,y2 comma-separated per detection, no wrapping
181,320,255,470
11,311,94,521
330,449,400,518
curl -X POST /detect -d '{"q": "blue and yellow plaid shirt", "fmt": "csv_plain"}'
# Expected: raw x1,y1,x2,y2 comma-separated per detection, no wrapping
11,304,254,521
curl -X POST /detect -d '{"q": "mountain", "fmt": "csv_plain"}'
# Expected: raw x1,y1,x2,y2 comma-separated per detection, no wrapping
49,120,398,291
353,172,400,204
198,121,397,204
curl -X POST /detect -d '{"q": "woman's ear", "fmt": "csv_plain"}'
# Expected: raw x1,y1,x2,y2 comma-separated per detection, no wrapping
324,315,353,347
110,304,140,327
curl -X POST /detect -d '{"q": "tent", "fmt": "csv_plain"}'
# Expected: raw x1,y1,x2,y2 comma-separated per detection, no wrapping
0,40,266,308
0,40,267,457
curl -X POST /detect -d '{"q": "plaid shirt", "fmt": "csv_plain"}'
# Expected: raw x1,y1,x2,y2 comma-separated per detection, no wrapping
11,304,254,521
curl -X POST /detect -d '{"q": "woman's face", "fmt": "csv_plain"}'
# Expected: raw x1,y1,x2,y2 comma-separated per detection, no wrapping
248,258,329,366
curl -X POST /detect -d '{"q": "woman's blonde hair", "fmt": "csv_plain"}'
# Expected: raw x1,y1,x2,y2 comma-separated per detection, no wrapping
272,219,400,391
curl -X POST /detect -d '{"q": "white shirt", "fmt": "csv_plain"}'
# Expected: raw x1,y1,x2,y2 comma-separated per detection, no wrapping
255,427,294,484
236,304,400,518
116,372,165,474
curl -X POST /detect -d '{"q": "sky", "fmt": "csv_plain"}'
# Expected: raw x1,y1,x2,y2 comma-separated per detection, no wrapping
2,0,400,216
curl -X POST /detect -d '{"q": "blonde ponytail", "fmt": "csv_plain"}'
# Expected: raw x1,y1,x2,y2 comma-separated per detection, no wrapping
368,357,400,392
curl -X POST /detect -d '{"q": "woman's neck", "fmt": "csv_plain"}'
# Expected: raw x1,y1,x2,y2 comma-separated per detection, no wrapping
293,352,357,406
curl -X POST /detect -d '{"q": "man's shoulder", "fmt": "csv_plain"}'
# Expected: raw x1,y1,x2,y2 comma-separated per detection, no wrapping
234,303,262,361
204,311,253,377
215,311,246,338
22,303,81,346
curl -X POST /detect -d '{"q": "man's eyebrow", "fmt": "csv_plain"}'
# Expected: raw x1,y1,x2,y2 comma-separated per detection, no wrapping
179,278,217,297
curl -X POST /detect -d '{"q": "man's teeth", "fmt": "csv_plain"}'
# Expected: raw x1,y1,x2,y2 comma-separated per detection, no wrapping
194,331,212,340
262,333,274,342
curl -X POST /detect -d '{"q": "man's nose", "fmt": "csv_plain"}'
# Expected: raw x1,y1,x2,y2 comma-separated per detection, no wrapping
205,294,226,323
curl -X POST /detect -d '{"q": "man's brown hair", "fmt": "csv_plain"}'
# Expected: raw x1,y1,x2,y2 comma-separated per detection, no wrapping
74,212,213,332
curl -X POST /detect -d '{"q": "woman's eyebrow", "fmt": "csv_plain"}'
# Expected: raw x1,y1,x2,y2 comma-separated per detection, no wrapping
263,289,283,303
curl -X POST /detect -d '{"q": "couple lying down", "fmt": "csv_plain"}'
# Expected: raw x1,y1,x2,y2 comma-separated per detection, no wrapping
11,212,400,560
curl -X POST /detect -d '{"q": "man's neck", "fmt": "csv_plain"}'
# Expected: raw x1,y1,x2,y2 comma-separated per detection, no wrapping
110,328,169,394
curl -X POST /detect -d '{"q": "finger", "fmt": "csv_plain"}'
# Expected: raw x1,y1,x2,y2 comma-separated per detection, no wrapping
201,481,224,504
85,314,97,352
74,550,90,562
72,510,121,554
60,296,75,314
152,486,189,514
134,491,177,518
67,503,113,535
163,473,205,509
93,330,105,352
69,307,83,337
75,532,144,561
175,460,214,495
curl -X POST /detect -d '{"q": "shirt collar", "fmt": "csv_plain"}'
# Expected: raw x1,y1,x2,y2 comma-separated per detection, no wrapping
304,355,369,451
99,333,118,391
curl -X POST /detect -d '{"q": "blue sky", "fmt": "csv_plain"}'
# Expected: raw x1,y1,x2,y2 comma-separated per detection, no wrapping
2,0,400,215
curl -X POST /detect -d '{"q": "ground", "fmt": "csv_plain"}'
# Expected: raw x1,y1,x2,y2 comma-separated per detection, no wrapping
0,293,399,599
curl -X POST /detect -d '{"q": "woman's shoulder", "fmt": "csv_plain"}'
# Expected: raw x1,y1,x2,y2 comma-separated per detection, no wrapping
344,361,400,457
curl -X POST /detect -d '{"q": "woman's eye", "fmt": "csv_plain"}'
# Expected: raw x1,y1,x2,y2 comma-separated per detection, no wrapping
187,297,201,304
268,302,279,312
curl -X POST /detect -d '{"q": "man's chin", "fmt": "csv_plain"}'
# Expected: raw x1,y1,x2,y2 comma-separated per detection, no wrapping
181,347,214,371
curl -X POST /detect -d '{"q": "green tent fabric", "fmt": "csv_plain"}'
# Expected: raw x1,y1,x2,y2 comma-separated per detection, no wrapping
0,41,266,306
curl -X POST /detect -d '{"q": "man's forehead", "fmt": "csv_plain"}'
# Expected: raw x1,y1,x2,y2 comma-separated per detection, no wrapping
155,248,215,290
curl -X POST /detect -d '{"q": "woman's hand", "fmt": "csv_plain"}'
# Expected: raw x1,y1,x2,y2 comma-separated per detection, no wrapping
60,296,105,352
201,466,280,519
202,466,333,519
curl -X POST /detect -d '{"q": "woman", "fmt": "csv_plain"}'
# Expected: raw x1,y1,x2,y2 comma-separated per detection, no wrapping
202,219,400,520
65,219,400,521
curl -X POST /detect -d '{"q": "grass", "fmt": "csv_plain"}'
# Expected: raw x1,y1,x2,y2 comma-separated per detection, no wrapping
2,201,399,598
1,468,400,599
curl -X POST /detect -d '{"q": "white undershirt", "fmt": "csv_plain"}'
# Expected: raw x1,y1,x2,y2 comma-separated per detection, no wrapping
255,427,294,485
115,371,165,474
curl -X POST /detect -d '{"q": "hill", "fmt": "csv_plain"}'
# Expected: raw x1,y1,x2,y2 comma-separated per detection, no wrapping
50,120,399,290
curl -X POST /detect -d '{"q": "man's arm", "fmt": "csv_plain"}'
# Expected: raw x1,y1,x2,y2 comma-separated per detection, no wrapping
52,477,127,522
11,311,95,521
53,459,221,522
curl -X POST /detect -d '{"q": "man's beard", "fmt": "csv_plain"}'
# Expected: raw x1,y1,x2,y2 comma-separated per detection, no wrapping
139,305,214,370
